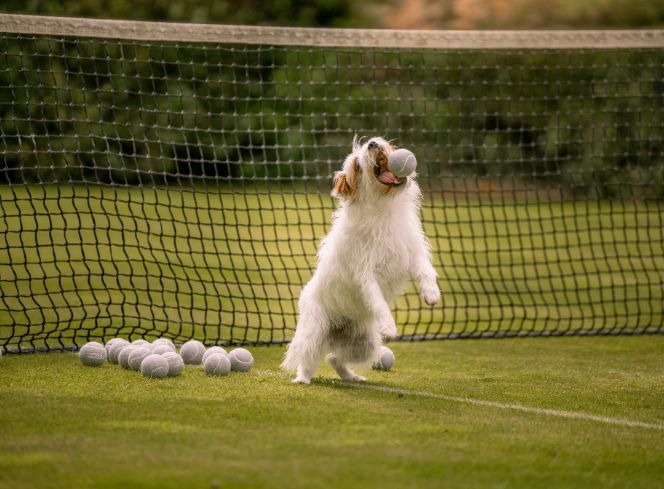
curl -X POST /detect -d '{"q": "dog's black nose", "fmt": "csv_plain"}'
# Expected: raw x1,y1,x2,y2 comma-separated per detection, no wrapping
368,140,379,150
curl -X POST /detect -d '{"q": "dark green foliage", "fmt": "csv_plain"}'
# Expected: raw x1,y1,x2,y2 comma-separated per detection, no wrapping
1,0,354,27
1,36,663,198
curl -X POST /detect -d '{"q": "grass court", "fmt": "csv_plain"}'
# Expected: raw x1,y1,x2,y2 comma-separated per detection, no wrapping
1,335,662,489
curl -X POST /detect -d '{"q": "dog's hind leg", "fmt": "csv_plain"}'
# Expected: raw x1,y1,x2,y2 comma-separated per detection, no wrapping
326,353,366,382
327,321,380,382
284,334,325,385
282,293,328,384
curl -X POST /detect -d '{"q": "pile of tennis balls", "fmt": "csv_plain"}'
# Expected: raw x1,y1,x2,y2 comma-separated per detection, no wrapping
78,338,254,379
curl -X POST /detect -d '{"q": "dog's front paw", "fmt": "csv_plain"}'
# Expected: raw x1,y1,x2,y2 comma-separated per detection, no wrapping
421,283,441,306
378,316,398,339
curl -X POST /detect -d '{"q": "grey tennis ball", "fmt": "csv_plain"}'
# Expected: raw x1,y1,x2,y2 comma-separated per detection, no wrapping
202,346,228,364
140,354,170,379
151,343,175,355
131,339,150,348
387,148,417,177
128,346,152,371
108,340,130,364
372,346,395,371
79,342,107,367
152,338,176,351
228,348,254,372
161,351,185,377
204,352,231,376
118,345,137,369
180,340,206,365
105,338,128,354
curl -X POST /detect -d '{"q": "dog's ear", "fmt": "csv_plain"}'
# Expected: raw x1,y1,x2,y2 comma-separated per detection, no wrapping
332,156,359,200
332,171,352,199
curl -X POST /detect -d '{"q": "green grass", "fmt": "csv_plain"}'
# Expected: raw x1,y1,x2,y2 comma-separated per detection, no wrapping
0,336,662,489
1,185,663,351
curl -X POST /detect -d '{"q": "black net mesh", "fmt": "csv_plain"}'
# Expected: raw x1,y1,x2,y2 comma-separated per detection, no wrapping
1,28,663,352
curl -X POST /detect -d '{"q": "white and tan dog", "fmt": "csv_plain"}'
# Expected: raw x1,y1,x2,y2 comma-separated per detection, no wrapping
282,137,440,384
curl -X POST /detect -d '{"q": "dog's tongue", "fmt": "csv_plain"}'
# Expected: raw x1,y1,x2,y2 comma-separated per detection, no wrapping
378,170,400,185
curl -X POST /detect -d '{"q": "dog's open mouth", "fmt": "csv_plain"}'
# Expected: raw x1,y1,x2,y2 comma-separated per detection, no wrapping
373,151,405,187
375,165,406,187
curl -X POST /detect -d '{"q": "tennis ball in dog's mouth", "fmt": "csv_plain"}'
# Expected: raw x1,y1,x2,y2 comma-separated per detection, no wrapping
372,346,395,371
79,341,107,366
387,148,417,177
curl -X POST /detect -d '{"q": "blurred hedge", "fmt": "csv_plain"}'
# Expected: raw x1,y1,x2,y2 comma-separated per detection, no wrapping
0,0,356,27
1,33,663,199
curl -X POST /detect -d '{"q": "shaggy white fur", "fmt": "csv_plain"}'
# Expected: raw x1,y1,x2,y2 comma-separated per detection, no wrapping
281,137,441,384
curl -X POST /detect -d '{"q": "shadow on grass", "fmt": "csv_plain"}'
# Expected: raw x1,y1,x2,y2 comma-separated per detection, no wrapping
311,376,403,395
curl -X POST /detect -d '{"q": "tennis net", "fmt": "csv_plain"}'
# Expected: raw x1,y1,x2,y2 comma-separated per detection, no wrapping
1,14,663,352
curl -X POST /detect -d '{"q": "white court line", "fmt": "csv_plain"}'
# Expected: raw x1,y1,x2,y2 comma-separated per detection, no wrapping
347,383,664,431
257,370,663,431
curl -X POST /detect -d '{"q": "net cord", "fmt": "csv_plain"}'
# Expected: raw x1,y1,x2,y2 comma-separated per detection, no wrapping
1,13,664,49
